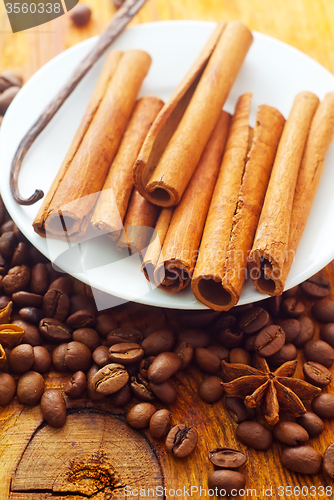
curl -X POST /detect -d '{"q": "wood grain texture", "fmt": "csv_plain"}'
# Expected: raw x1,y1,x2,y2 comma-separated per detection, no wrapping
1,0,334,498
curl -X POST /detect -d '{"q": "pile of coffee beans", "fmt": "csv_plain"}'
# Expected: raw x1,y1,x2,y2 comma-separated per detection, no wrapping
0,70,23,118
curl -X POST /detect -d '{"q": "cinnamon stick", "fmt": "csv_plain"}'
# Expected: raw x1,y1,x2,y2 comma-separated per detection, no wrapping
134,21,253,207
91,95,164,239
33,50,151,239
249,92,320,296
152,110,231,293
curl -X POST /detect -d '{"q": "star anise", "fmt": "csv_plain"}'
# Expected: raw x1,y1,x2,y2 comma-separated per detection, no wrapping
222,355,321,426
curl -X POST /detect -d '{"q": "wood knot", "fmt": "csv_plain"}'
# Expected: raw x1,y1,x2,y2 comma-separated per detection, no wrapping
67,450,117,494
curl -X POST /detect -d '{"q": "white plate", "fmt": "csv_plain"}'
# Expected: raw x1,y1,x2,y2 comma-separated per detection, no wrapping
1,21,334,311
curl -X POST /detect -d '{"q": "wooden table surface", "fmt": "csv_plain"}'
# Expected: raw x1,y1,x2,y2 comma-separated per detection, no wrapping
1,0,334,499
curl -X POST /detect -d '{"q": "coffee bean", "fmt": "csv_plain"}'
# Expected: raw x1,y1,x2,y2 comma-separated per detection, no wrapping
32,346,51,373
91,363,128,395
174,341,193,369
236,421,273,450
239,307,269,334
0,372,15,405
65,341,92,372
130,374,155,401
244,335,257,352
30,263,49,295
178,328,211,348
11,242,29,267
229,348,251,364
312,299,334,323
12,291,43,308
0,70,22,92
52,343,69,373
323,443,334,478
281,445,322,474
303,361,332,387
3,265,30,295
95,313,117,337
208,448,247,469
8,344,34,374
0,231,16,258
301,274,331,299
213,314,238,333
293,315,315,348
48,276,73,295
198,375,223,403
278,318,300,343
108,342,144,365
253,324,285,357
142,329,174,355
320,323,334,348
225,396,256,423
106,327,143,346
39,318,72,343
17,371,44,405
0,220,14,233
207,470,246,495
149,409,172,439
70,4,92,26
303,339,334,368
264,295,282,316
273,421,309,446
70,294,97,316
43,289,70,323
267,343,297,367
73,327,100,352
148,352,182,384
312,393,334,418
64,371,87,399
177,309,220,328
13,319,43,346
281,297,305,318
19,307,43,325
0,295,11,309
194,347,221,374
166,424,198,457
217,328,243,348
126,402,156,429
206,345,229,361
150,380,177,404
92,345,110,367
86,364,104,401
284,285,299,297
139,356,155,379
41,389,67,428
297,412,324,438
109,383,132,407
67,309,95,329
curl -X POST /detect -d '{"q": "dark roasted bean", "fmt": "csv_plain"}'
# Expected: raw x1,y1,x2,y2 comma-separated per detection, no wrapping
264,295,282,316
208,447,247,469
11,242,29,267
94,313,118,337
139,356,155,379
66,309,96,329
303,361,332,387
70,294,97,315
178,328,211,348
48,276,73,295
198,376,224,403
212,314,238,334
92,345,110,367
236,421,273,450
323,443,334,478
303,339,334,368
73,327,100,352
301,274,331,299
0,372,16,405
217,328,243,348
244,335,257,352
148,352,182,383
166,424,198,457
86,364,104,401
239,307,269,334
8,344,34,374
273,421,309,446
109,383,132,407
194,347,221,374
320,323,334,348
30,263,49,295
267,343,297,367
174,341,193,369
32,346,52,373
106,327,143,346
12,291,43,308
206,345,229,361
130,374,155,401
13,319,43,346
39,318,72,343
70,3,92,26
108,342,144,365
253,325,285,357
312,393,334,418
149,409,172,439
17,371,44,405
91,363,129,395
43,289,70,322
64,371,87,399
208,470,246,495
225,396,256,423
126,402,156,429
141,328,174,355
52,343,69,373
297,412,324,438
41,389,67,428
229,348,251,364
278,318,300,343
281,297,305,318
19,307,43,325
65,341,92,372
281,445,322,474
0,231,16,258
293,315,315,348
312,299,334,323
0,295,11,309
150,380,177,404
3,265,30,295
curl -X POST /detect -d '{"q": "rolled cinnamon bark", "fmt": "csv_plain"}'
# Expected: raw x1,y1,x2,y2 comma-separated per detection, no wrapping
91,95,164,240
134,21,253,207
116,189,160,254
152,110,231,293
33,50,151,239
249,91,320,296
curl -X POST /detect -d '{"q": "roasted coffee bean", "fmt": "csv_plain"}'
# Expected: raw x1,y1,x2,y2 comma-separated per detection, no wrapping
109,383,132,407
267,343,297,367
11,242,29,267
92,345,110,367
217,328,243,349
52,343,69,373
73,327,100,352
312,393,334,418
230,303,254,317
28,245,48,265
293,315,315,348
17,371,44,405
13,319,43,346
39,318,72,343
130,374,155,401
208,470,246,495
212,314,238,334
106,327,143,346
208,447,247,469
43,289,70,323
0,231,16,258
244,335,257,352
0,220,14,233
0,295,11,309
91,363,129,395
281,445,322,474
149,409,172,439
41,389,67,428
166,424,198,457
0,372,15,405
65,341,92,372
239,307,269,334
148,352,182,383
108,342,144,365
278,318,300,343
253,325,285,357
64,371,87,399
323,443,334,478
139,356,155,379
30,263,49,295
301,274,331,299
194,347,221,374
297,412,324,438
225,397,256,423
86,364,105,401
141,328,174,355
174,341,193,369
198,376,223,403
19,307,43,325
207,345,229,361
126,402,156,429
284,285,299,297
48,276,73,295
70,3,92,26
150,380,177,404
70,294,97,316
178,328,211,348
0,70,22,92
312,299,334,323
95,313,117,337
236,421,273,450
273,421,309,446
32,346,51,373
229,348,251,365
12,291,43,308
264,295,282,316
281,297,305,318
8,344,34,374
67,309,96,329
320,323,334,348
303,339,334,368
3,264,30,295
177,309,220,328
303,361,332,387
